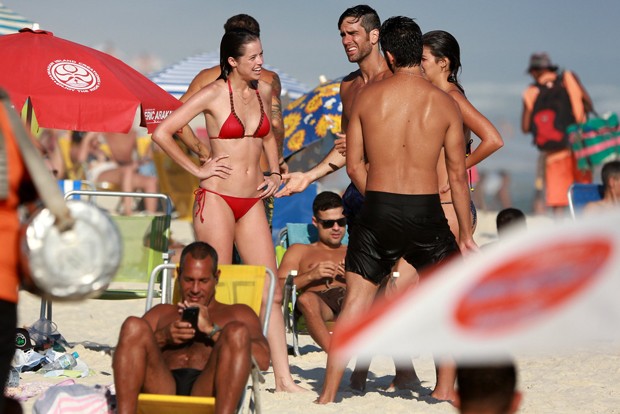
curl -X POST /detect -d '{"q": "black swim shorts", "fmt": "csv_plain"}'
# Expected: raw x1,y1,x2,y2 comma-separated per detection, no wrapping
345,191,459,285
171,368,202,396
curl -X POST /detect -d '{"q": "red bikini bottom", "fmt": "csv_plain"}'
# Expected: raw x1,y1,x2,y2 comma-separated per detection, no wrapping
194,188,261,222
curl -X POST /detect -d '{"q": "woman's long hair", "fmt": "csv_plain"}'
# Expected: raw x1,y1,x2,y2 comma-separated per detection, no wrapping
422,30,465,93
217,28,260,81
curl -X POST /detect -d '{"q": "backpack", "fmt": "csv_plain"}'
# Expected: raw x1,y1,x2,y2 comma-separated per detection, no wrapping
530,72,576,151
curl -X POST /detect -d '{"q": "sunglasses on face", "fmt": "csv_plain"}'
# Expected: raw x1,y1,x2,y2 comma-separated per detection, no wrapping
316,217,347,229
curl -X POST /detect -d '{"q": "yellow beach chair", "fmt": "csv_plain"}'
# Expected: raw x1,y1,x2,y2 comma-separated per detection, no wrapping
152,148,199,221
137,394,215,414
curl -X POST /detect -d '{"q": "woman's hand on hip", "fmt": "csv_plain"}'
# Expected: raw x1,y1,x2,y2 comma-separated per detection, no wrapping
198,154,232,180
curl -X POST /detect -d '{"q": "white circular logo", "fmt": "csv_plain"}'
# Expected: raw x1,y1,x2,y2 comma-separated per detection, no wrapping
47,60,101,92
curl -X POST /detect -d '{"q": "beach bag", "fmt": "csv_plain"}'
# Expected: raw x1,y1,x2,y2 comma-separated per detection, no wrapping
530,72,575,151
569,112,620,171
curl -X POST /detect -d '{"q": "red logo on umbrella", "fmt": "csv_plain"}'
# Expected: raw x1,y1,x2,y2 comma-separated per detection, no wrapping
455,238,612,334
47,60,100,92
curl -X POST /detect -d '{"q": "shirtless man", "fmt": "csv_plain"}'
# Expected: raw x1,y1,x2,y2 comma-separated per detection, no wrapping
277,191,347,352
317,16,477,404
584,160,620,213
274,5,388,214
277,4,418,392
113,241,270,414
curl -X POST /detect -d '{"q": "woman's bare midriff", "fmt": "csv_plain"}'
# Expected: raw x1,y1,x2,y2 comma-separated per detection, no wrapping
200,137,265,197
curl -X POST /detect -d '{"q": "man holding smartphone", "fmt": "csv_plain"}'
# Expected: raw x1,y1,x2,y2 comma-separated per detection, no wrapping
112,241,270,414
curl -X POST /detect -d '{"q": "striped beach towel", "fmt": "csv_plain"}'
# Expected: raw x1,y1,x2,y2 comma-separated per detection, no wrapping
33,383,114,414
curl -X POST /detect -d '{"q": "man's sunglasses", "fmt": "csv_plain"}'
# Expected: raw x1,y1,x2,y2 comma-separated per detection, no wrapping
316,217,347,229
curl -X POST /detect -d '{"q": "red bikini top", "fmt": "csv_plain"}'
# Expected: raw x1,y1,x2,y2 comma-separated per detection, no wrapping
213,79,270,139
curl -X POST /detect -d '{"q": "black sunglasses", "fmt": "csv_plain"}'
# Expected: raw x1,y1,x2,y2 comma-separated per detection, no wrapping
316,217,347,229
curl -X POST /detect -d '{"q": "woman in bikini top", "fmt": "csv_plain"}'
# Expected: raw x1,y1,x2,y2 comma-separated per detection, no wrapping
151,28,302,395
421,30,504,237
213,78,270,140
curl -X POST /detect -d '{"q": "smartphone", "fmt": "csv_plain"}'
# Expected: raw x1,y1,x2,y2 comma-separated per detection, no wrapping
182,307,199,331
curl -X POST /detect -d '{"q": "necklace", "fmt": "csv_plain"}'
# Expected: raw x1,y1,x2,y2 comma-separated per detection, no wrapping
235,89,252,104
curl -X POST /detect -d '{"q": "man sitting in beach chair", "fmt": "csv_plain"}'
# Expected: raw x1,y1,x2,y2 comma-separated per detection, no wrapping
584,160,620,213
112,241,270,414
277,191,347,352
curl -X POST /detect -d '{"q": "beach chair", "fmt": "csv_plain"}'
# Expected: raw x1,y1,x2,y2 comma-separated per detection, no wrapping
152,149,199,221
143,264,276,414
57,179,95,199
38,190,173,325
137,394,215,414
567,183,604,219
279,223,348,356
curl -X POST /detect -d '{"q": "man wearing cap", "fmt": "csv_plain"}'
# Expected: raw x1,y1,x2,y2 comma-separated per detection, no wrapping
521,52,593,216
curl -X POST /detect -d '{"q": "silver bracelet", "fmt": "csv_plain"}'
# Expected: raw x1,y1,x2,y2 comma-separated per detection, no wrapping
207,323,222,339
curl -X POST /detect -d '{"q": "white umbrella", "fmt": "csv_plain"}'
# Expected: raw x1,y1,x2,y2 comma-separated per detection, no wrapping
149,51,309,100
0,3,34,35
332,209,620,363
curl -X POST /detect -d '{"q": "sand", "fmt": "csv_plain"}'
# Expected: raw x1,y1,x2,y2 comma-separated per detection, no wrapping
11,211,620,413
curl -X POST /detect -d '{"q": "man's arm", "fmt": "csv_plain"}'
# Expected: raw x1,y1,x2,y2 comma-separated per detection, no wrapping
274,78,352,197
143,304,195,348
259,82,283,197
277,244,339,291
276,244,303,287
269,73,288,173
345,99,367,195
174,68,220,161
564,70,587,123
521,86,538,134
274,146,345,197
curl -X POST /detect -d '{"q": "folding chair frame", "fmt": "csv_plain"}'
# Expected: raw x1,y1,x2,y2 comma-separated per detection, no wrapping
567,183,604,219
39,190,173,324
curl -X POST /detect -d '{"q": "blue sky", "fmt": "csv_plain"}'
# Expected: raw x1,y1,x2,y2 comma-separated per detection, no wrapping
4,0,620,209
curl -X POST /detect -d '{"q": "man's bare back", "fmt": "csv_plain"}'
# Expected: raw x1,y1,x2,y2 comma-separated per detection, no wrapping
103,131,138,164
347,73,462,195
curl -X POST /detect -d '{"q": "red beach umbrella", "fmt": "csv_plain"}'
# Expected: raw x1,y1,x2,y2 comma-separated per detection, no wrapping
0,28,180,133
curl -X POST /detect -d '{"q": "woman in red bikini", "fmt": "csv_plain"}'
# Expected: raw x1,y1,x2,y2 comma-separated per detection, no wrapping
152,29,306,392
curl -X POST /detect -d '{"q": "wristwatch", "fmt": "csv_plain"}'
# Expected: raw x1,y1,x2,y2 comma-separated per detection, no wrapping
207,323,222,339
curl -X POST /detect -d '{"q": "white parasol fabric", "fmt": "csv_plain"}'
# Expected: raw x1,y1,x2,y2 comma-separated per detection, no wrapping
331,210,620,363
149,51,309,100
0,3,34,35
